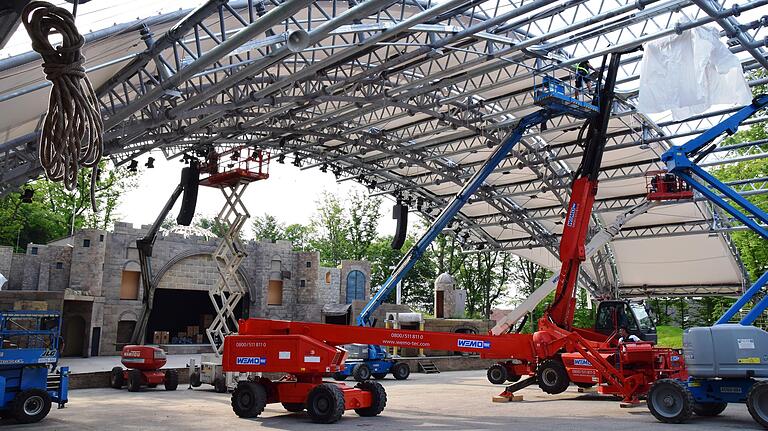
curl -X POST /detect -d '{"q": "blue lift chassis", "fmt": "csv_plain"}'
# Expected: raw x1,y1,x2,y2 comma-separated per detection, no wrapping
646,94,768,427
0,310,69,423
331,344,410,382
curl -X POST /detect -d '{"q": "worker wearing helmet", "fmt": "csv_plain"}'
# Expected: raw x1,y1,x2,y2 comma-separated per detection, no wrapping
618,326,640,343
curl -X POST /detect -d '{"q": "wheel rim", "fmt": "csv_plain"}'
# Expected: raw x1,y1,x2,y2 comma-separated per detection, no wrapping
239,392,253,409
313,395,330,414
23,396,44,416
541,369,558,387
753,387,768,423
651,386,684,418
490,368,503,382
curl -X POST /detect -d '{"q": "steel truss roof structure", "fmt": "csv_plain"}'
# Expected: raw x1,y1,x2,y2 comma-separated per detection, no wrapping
1,0,767,298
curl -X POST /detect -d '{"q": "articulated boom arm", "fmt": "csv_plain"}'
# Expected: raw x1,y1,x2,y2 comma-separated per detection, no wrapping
662,94,768,240
492,200,657,335
659,94,768,326
357,110,550,326
545,52,624,329
130,163,198,344
238,318,535,360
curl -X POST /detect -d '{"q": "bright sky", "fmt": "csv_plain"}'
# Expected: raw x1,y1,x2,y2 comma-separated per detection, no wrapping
115,153,403,240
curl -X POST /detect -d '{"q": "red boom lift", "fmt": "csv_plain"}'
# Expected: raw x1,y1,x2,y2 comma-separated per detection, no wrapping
221,51,686,423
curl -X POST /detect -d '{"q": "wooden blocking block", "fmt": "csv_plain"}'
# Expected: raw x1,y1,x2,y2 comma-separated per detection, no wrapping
577,387,597,393
620,401,645,409
492,395,523,403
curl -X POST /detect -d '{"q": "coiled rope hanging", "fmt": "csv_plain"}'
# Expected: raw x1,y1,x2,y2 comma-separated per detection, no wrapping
22,1,103,208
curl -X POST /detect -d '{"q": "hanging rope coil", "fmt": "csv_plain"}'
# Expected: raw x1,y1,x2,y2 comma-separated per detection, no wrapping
22,1,103,204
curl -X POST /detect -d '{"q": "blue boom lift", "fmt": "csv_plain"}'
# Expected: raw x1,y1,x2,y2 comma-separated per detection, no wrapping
331,343,410,382
349,60,604,379
0,310,68,423
645,94,768,428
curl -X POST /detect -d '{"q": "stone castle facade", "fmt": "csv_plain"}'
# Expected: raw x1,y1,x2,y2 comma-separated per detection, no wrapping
0,221,370,357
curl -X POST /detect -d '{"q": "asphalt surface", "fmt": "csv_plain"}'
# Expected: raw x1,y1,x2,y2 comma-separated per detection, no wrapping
7,370,761,430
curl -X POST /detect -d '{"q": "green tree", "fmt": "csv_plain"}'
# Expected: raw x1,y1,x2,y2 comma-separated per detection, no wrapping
458,251,513,319
711,70,768,279
346,191,381,260
367,235,436,313
194,215,230,238
284,223,313,251
252,214,286,241
0,162,137,250
309,192,381,266
310,193,349,266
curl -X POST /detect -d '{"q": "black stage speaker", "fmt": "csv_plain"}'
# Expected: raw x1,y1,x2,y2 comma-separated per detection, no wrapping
177,162,199,226
391,203,408,250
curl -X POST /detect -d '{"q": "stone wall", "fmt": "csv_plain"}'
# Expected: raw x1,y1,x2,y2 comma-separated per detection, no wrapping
68,229,107,295
0,246,12,283
8,253,25,290
1,221,372,356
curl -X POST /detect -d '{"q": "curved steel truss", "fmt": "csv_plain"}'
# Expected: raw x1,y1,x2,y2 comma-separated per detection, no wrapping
1,0,767,297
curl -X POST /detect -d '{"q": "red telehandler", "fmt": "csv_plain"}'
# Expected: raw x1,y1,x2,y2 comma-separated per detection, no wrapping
221,51,685,423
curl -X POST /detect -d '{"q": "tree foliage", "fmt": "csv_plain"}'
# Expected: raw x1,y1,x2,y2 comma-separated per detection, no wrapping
0,162,137,251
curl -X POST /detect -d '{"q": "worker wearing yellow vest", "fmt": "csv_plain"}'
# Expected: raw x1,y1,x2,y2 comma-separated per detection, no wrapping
574,60,595,98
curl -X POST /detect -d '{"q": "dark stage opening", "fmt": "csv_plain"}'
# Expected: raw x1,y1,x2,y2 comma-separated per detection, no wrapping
145,288,247,344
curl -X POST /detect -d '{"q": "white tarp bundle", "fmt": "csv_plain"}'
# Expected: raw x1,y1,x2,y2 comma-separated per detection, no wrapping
0,273,6,290
637,25,752,120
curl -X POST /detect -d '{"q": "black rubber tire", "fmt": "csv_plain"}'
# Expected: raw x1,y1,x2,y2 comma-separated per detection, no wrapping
110,366,124,389
372,373,387,380
748,380,768,428
575,382,595,389
536,359,570,395
213,376,227,393
164,369,179,391
12,389,51,424
306,383,345,424
333,372,348,381
354,381,387,417
647,379,694,424
487,363,508,385
391,362,410,380
282,403,304,413
189,371,202,388
231,381,267,418
352,364,371,382
693,401,727,417
127,369,143,392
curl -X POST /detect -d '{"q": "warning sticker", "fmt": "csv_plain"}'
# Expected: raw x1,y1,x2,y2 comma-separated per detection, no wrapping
738,339,756,349
738,357,761,364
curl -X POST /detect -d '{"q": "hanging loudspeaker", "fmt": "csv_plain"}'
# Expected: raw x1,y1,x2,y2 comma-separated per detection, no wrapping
177,162,199,226
391,203,408,250
286,29,310,53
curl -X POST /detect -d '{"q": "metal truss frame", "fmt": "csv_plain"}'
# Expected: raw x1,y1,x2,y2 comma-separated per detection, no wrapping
1,0,767,298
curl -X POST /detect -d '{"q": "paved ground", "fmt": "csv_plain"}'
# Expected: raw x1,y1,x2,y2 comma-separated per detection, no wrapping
59,354,204,373
8,370,760,430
